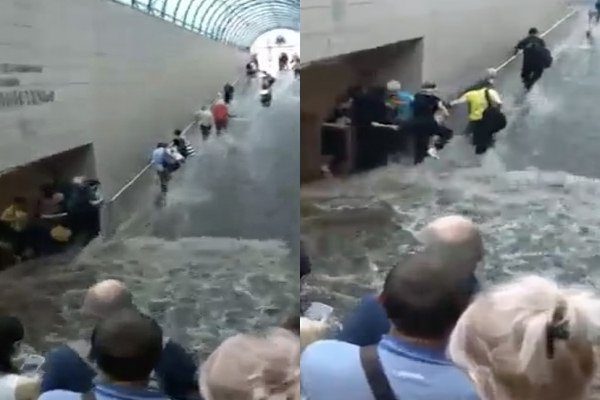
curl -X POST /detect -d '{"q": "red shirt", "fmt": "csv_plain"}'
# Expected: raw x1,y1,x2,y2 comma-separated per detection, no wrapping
211,103,228,122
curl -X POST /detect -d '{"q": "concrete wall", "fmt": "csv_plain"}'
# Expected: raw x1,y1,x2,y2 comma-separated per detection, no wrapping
302,0,570,92
0,0,246,196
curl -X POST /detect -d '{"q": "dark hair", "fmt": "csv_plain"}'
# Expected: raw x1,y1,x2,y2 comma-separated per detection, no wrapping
529,27,539,35
300,241,311,278
157,142,167,148
381,253,473,340
41,185,54,198
281,313,300,335
92,309,163,382
173,130,182,137
0,316,24,374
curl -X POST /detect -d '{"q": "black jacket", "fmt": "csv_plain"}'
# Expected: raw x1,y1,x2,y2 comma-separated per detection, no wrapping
516,35,547,70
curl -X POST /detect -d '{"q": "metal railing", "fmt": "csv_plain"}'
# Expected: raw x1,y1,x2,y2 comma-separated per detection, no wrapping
101,77,243,238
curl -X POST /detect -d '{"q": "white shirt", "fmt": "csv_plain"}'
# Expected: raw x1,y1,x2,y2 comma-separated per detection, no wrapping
195,109,214,127
0,374,19,400
166,146,184,163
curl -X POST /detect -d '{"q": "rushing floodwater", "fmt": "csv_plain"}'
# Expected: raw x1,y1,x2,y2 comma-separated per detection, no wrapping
2,73,299,359
301,12,600,322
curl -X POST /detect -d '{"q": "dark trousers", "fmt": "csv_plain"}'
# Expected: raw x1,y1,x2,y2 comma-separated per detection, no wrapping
215,120,227,135
407,118,437,165
0,222,44,256
200,125,211,140
471,120,495,155
157,170,170,194
521,67,544,91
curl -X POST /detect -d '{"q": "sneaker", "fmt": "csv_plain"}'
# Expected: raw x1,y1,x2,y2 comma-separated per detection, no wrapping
427,147,440,159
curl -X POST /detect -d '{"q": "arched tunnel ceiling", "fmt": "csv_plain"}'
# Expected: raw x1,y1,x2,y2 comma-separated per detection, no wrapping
116,0,299,47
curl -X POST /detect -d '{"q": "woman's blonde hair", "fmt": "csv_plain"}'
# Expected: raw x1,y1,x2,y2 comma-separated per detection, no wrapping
448,275,600,400
200,328,300,400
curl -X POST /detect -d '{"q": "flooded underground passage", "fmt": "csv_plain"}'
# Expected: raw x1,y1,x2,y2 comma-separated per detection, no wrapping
300,3,600,400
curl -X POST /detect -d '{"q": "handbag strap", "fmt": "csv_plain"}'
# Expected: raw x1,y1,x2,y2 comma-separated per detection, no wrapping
359,346,398,400
484,89,496,109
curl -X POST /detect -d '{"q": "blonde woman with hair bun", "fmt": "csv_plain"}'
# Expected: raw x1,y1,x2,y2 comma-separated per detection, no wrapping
448,275,600,400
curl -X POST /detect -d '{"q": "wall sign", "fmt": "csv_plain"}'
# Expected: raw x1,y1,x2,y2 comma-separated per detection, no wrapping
0,63,55,109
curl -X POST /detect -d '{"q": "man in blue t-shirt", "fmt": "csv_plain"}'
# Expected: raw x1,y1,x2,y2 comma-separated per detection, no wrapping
41,309,172,400
41,280,199,400
394,90,414,122
301,252,480,400
385,80,414,123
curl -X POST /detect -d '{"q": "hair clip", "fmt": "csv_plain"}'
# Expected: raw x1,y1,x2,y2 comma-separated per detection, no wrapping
546,318,570,359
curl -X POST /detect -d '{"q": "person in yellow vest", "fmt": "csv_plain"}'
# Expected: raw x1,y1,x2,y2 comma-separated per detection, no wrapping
450,79,503,155
0,197,28,233
0,197,30,257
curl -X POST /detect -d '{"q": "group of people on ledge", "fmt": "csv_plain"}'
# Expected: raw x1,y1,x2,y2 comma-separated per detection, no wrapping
0,177,103,267
0,279,300,400
322,27,553,174
300,215,600,400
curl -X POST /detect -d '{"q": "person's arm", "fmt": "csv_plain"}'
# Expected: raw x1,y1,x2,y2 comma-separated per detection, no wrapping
437,100,450,118
336,294,390,346
450,94,468,107
155,341,199,400
490,89,503,107
514,38,526,54
40,348,67,393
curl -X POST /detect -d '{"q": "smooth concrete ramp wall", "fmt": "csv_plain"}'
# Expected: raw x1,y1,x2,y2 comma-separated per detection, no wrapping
0,0,246,196
302,0,570,92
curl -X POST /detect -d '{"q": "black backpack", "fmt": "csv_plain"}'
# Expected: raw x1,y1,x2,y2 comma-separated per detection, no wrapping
538,46,553,69
482,89,507,134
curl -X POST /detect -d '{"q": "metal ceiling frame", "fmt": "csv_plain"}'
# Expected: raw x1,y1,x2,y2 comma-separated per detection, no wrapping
226,9,298,45
213,1,298,43
111,0,299,47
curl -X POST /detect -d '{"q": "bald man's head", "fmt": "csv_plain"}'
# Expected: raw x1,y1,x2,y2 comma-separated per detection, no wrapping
416,215,484,276
81,279,135,320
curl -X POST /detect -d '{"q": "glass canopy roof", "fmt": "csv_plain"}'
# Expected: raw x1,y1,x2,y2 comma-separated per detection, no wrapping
113,0,299,47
